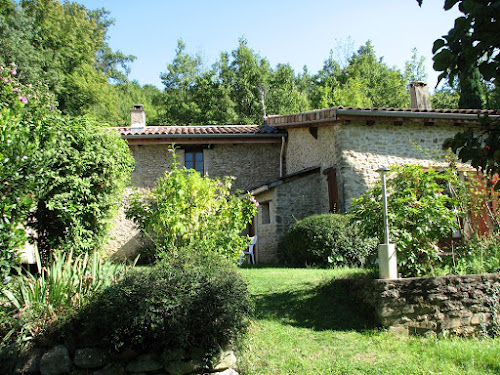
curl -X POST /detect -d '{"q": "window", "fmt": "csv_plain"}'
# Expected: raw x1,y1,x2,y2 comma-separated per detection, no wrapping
261,201,271,224
185,150,204,174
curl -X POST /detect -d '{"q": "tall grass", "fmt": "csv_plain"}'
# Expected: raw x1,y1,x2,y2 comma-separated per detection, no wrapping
1,250,131,347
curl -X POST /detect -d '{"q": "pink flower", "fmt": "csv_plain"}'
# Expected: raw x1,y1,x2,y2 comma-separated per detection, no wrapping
13,87,18,91
19,96,28,104
255,201,260,207
11,69,16,75
485,145,491,151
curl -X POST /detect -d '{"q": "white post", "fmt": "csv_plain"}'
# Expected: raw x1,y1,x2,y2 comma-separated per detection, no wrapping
376,167,398,279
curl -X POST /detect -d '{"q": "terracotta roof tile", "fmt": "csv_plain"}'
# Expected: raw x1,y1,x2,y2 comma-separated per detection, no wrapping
112,124,283,137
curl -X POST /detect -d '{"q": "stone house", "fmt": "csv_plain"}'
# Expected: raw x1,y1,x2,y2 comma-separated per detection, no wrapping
110,96,499,263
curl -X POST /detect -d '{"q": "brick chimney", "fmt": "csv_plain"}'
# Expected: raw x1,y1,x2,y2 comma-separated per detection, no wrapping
130,104,146,130
409,82,432,110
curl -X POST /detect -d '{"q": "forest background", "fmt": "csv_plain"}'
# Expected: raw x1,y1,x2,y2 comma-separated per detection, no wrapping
1,0,498,127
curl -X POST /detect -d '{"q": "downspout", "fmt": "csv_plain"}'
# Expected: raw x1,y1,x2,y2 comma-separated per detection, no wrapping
280,136,285,178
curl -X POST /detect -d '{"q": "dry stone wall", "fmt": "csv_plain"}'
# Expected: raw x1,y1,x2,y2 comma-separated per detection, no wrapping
338,273,500,336
16,344,239,375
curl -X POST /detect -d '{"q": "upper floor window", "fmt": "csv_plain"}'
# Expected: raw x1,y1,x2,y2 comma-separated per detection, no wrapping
185,150,204,174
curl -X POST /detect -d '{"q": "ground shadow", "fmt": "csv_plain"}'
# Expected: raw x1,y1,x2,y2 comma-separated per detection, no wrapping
252,278,378,332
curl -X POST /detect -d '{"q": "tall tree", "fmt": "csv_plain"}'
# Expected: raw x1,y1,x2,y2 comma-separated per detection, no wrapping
266,63,310,115
229,38,271,124
0,0,134,123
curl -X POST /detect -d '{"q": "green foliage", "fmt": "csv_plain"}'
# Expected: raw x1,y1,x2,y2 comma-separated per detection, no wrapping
0,250,129,368
439,236,500,275
349,164,466,277
432,84,460,109
431,0,498,107
70,256,252,359
282,213,378,267
0,0,135,122
32,116,134,259
444,116,500,190
0,64,134,271
127,149,257,262
0,65,56,282
157,39,418,126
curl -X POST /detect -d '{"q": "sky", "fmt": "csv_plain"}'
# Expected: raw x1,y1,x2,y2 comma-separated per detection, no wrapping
77,0,461,90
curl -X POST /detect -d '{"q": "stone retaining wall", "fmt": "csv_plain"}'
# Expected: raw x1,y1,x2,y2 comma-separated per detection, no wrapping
16,344,239,375
338,273,500,336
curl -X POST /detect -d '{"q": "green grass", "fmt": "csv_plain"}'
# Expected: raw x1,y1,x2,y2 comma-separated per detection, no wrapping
238,267,500,375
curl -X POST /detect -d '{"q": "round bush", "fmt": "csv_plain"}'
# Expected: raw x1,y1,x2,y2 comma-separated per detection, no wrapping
282,213,378,267
66,255,252,359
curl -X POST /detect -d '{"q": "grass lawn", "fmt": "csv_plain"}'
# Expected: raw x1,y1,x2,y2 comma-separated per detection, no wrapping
238,267,500,375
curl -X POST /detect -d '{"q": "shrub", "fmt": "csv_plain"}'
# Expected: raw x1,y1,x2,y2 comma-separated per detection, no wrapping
0,250,129,371
32,116,134,259
0,65,55,282
282,213,378,267
439,235,500,275
67,255,252,361
349,164,470,277
127,149,258,262
1,64,135,271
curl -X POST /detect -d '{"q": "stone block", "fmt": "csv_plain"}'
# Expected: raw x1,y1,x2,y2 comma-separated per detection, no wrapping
165,359,205,375
92,363,124,375
212,350,237,371
39,345,72,375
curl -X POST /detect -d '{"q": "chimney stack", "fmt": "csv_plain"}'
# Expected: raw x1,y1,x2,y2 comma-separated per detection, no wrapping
130,104,146,130
409,82,432,110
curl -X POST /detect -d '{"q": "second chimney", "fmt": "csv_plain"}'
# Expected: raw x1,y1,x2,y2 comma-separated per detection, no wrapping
409,82,432,110
130,104,146,130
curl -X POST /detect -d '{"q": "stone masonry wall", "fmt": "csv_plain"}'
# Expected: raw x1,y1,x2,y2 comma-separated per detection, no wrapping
285,121,475,212
254,171,325,263
338,273,500,336
338,121,475,209
253,189,277,263
285,126,341,213
205,143,281,191
129,145,180,188
106,142,281,257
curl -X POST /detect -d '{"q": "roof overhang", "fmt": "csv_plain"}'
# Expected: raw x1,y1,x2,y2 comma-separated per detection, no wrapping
266,107,500,128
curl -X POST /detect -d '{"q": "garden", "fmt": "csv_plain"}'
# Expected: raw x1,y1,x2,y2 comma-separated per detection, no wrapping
1,64,500,375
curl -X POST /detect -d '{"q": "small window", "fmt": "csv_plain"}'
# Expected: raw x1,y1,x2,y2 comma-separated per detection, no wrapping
261,201,270,224
185,150,204,174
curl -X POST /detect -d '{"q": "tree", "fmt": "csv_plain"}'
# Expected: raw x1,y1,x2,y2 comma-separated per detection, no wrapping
405,48,428,83
424,0,498,108
126,150,257,262
158,40,203,124
229,38,271,124
417,0,500,188
0,0,135,123
266,63,310,115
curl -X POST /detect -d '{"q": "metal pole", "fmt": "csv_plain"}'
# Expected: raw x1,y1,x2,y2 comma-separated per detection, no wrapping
380,170,390,244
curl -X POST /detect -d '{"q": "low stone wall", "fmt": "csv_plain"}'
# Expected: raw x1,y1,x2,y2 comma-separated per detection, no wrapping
17,344,239,375
338,273,500,336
